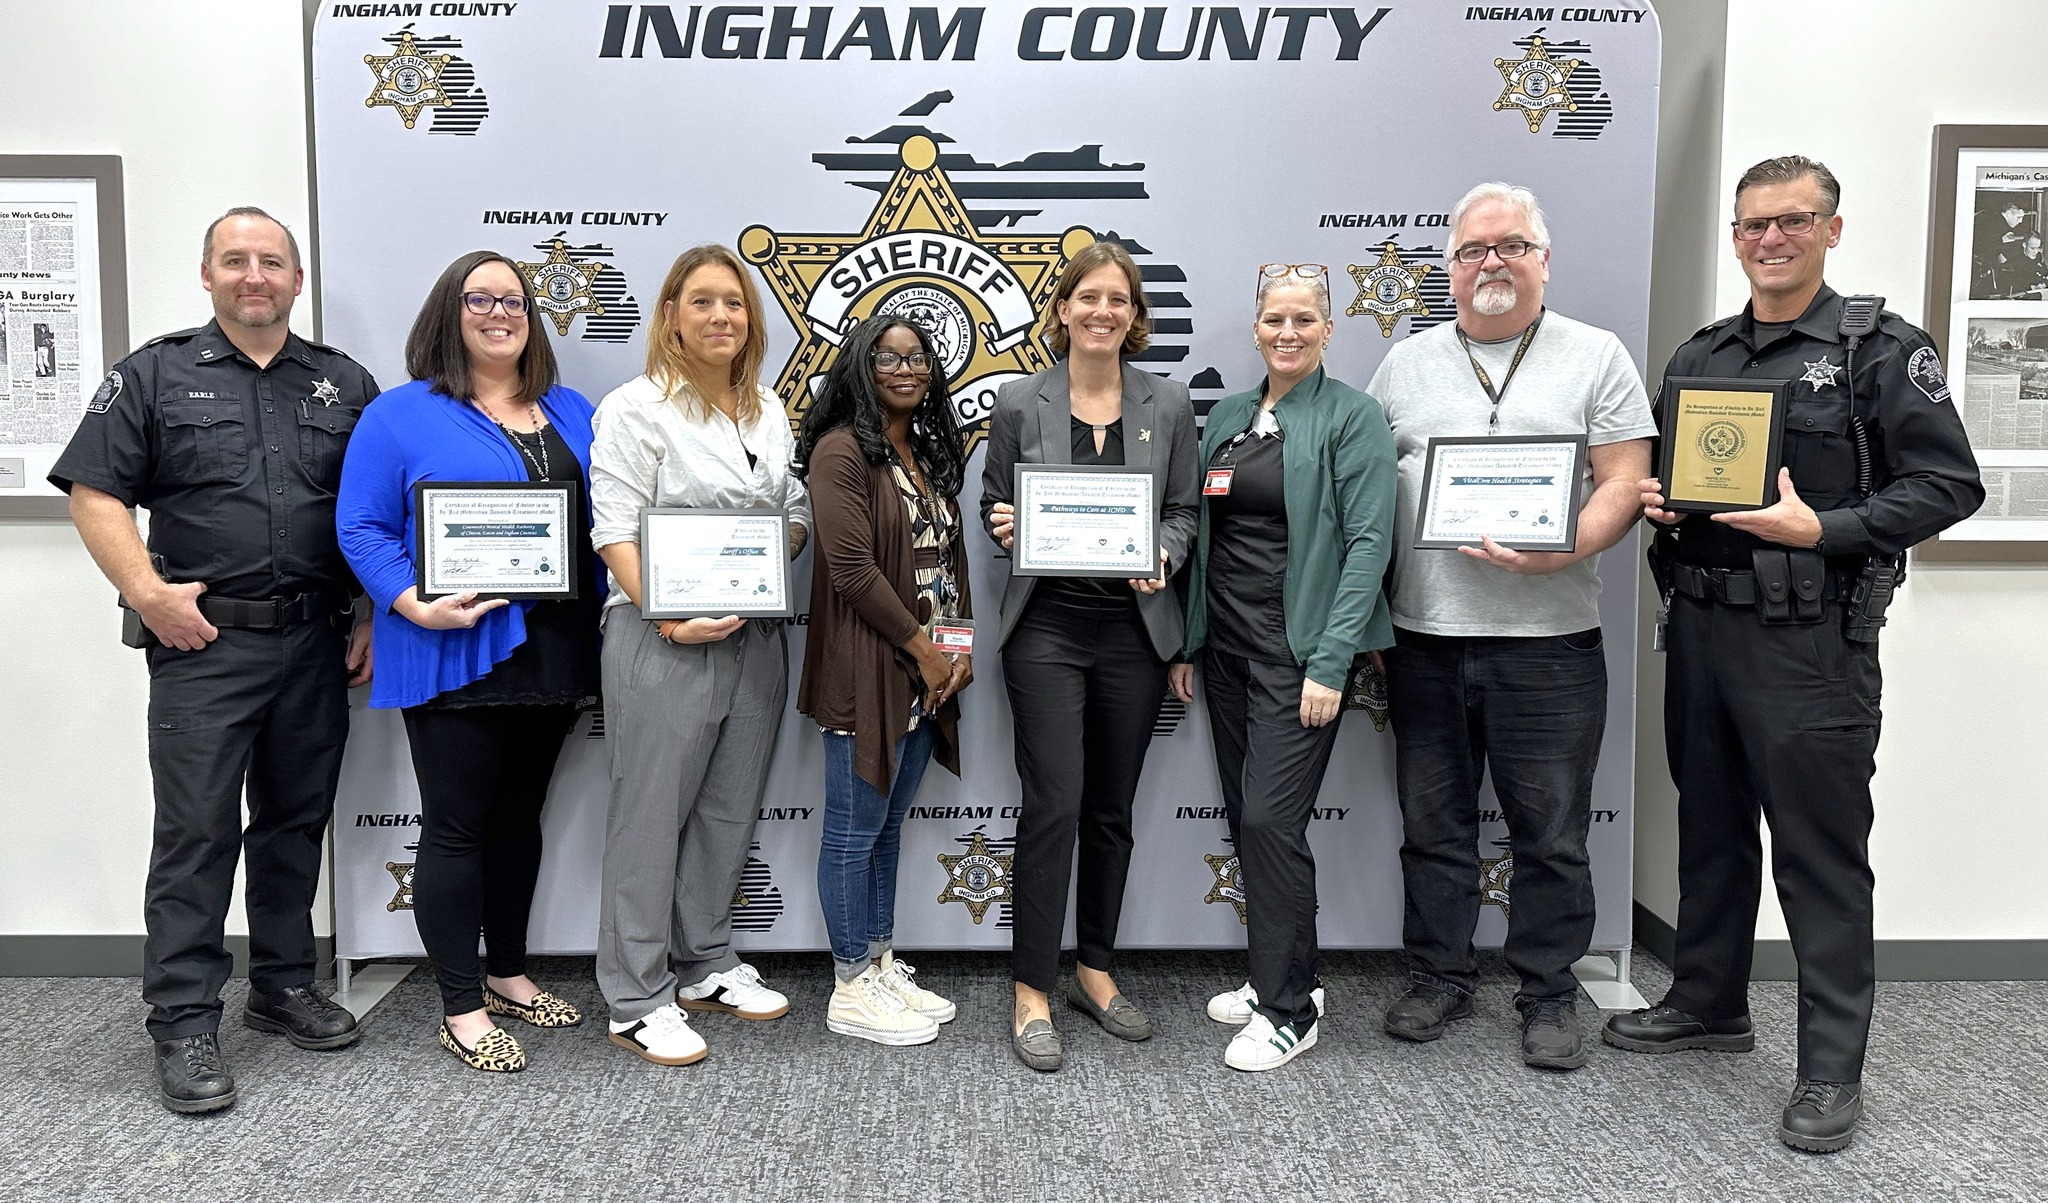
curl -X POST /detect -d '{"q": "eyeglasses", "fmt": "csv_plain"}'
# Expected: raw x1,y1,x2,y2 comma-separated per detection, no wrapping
463,291,529,317
1450,240,1541,265
1258,263,1329,282
871,351,934,375
1730,211,1830,240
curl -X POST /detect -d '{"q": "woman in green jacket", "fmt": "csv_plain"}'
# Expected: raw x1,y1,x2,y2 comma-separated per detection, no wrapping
1168,263,1397,1073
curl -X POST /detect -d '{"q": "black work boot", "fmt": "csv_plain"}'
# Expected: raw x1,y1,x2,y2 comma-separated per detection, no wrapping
1518,995,1587,1070
245,983,361,1051
155,1033,237,1115
1780,1079,1862,1153
1602,1003,1755,1053
1381,973,1474,1042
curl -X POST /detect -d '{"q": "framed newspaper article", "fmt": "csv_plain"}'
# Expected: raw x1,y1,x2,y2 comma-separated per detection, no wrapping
0,156,128,517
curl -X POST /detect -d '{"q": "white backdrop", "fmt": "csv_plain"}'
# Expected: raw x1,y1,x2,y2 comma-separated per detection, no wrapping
313,0,1663,958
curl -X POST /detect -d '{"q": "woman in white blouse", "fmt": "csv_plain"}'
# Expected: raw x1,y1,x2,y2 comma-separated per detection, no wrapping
587,244,811,1066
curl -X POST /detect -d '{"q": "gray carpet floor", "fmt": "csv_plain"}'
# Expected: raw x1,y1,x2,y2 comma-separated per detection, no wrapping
1,946,2042,1202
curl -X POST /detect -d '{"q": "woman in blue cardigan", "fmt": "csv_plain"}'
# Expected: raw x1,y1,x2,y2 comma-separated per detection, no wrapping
338,251,603,1073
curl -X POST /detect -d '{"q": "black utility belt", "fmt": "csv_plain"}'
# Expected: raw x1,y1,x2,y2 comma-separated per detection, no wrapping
1671,550,1848,625
197,589,352,630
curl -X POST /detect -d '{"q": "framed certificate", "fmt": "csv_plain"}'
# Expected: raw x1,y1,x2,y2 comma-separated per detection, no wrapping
414,480,579,600
1657,377,1788,514
640,507,793,619
1414,435,1587,552
1012,464,1159,578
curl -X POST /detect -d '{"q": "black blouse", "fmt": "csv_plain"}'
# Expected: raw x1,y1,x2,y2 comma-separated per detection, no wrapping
1204,424,1292,665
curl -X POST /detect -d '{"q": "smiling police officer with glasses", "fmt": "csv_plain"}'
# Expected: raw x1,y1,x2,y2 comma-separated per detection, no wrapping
1611,155,1983,1153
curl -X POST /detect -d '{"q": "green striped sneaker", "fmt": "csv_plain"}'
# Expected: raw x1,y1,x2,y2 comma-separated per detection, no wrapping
1224,1012,1319,1072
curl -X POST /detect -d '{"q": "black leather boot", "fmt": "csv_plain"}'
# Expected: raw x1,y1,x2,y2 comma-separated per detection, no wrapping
1602,1003,1755,1053
155,1033,237,1114
245,983,361,1051
1780,1079,1861,1153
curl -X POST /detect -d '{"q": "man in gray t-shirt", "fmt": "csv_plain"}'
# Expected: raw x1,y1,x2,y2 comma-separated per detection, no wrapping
1366,182,1654,1073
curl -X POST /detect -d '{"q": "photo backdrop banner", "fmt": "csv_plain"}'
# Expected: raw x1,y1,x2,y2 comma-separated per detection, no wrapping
313,0,1662,959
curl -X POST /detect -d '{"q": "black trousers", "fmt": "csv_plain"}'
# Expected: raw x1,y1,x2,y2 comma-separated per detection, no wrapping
1003,596,1168,993
1202,649,1342,1031
401,704,578,1015
142,622,348,1040
1662,593,1882,1082
1386,628,1607,1001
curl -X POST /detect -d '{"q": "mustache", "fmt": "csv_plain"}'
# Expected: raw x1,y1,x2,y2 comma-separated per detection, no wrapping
1476,268,1516,286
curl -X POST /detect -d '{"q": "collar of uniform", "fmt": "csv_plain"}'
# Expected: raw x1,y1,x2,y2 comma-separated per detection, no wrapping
1720,285,1842,352
1261,364,1330,409
188,318,319,369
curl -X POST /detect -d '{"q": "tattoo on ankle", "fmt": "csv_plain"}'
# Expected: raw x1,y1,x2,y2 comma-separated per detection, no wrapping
1014,1002,1030,1028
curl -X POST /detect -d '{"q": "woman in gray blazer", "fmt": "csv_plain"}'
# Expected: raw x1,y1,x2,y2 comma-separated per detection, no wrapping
980,241,1200,1071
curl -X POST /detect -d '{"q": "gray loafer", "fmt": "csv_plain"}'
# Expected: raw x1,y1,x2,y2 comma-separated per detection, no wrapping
1066,981,1153,1042
1012,1018,1063,1072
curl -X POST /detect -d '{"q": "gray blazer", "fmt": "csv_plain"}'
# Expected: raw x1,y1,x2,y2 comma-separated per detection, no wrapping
979,360,1201,660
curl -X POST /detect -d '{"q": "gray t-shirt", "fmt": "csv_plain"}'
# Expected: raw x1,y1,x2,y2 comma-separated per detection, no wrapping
1367,310,1656,636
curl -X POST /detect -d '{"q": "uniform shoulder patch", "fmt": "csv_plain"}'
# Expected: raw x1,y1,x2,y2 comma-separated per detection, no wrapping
85,370,122,414
1907,345,1951,404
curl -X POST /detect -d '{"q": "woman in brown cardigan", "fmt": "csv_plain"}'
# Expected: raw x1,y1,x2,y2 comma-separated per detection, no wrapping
794,314,973,1047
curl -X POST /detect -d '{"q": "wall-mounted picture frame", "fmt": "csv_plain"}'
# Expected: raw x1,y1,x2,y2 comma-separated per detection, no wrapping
0,155,127,519
1922,125,2048,562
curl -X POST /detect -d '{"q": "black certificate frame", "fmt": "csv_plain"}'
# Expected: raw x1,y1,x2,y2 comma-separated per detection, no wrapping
1656,376,1789,515
413,479,581,602
1414,434,1587,553
1011,462,1161,579
639,506,794,620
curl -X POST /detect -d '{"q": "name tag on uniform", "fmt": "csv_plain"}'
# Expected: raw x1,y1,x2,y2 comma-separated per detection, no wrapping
932,618,974,653
1203,468,1234,496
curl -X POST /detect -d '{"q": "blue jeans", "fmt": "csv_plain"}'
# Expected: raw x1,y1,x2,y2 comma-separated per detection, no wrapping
817,717,937,975
1387,627,1607,1001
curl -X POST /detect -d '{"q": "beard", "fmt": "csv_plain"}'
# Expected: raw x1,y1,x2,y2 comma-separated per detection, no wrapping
218,293,288,328
1470,269,1517,317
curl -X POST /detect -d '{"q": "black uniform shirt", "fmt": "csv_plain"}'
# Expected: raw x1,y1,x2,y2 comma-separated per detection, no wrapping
1658,286,1984,570
49,320,381,598
1205,424,1293,665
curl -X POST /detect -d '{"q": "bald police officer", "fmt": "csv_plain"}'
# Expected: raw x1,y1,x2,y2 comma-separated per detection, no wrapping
51,207,380,1114
1606,157,1983,1152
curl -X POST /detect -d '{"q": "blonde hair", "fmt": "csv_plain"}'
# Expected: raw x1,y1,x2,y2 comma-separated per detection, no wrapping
1038,240,1151,357
645,244,768,423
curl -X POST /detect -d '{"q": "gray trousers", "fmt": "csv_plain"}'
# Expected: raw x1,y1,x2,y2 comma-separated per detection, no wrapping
597,605,786,1021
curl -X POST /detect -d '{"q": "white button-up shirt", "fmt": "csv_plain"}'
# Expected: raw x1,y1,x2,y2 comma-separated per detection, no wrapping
588,373,811,613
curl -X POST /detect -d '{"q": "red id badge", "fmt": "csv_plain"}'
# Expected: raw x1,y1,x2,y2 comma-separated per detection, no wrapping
931,618,974,654
1203,468,1234,496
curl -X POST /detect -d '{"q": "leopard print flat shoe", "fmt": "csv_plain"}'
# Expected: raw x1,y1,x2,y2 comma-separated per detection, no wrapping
483,986,584,1028
439,1021,527,1073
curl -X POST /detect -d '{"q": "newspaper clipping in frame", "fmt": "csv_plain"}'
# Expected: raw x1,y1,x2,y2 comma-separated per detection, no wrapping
0,196,96,494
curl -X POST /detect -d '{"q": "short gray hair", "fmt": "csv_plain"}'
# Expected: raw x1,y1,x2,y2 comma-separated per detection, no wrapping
1255,270,1331,320
1733,155,1840,219
201,206,302,270
1449,182,1551,250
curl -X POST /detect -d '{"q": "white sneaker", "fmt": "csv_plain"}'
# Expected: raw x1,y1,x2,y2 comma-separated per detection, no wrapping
677,962,789,1020
1207,981,1327,1026
1225,1012,1319,1072
827,965,940,1047
876,951,956,1023
607,1003,707,1066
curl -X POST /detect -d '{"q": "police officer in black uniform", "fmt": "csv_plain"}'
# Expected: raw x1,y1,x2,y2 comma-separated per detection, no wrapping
1603,157,1983,1153
50,207,380,1114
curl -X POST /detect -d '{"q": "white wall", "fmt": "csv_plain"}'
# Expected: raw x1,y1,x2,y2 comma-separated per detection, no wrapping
1635,0,2048,942
0,0,324,938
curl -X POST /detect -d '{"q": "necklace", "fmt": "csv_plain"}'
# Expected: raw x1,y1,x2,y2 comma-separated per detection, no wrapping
478,397,550,478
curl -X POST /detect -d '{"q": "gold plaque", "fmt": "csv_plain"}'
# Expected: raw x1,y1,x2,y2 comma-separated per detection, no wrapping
1657,377,1789,513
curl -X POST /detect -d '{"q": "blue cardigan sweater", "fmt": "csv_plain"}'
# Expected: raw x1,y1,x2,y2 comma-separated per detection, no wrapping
337,379,602,709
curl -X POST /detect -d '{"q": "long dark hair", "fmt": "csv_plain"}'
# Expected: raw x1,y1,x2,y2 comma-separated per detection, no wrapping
404,249,559,405
794,316,966,499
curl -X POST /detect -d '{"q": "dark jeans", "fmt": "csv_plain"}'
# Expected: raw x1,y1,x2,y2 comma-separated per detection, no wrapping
1202,649,1342,1031
1003,596,1168,994
1662,594,1881,1082
142,623,349,1040
817,715,937,975
401,703,577,1015
1387,626,1606,1001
